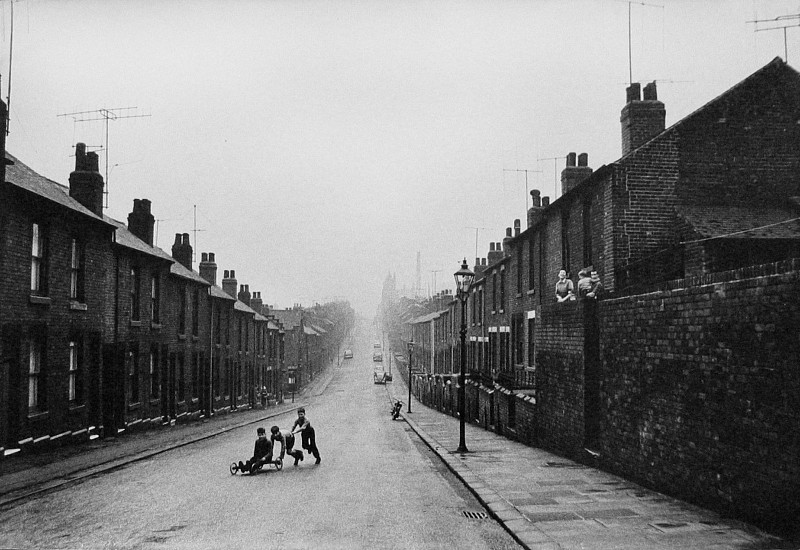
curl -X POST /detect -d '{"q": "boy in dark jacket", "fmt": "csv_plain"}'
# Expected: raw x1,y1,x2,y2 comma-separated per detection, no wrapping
238,427,273,473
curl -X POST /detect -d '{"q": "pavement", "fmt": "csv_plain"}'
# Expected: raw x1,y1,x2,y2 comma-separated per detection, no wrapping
1,355,797,550
385,381,800,550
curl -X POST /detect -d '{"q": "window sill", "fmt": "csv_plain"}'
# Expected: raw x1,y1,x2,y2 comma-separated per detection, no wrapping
215,343,221,349
516,293,522,298
128,402,140,411
130,320,142,328
191,398,199,404
68,404,86,413
29,295,51,306
27,410,50,421
70,301,88,311
151,323,162,330
177,400,186,406
192,336,199,342
178,334,186,341
150,398,160,406
526,289,536,296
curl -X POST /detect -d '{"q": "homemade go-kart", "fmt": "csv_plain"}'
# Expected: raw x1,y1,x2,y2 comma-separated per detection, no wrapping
229,456,283,475
230,441,284,475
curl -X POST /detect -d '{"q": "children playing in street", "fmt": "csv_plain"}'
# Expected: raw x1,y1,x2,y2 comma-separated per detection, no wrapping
292,407,321,464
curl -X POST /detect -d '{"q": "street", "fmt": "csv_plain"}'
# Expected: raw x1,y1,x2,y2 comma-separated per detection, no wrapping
0,323,520,550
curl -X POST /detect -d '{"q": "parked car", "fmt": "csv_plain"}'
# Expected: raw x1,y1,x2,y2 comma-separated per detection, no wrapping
343,349,353,359
373,352,383,362
373,342,381,348
373,370,387,384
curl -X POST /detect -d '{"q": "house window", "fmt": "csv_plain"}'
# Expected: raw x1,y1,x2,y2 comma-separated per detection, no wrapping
192,288,200,336
150,346,160,399
68,340,83,404
151,275,160,324
561,210,571,274
28,336,45,411
238,318,243,351
517,246,523,293
583,197,593,267
492,273,497,312
512,316,523,366
30,223,47,294
129,347,139,404
69,238,84,301
178,283,187,335
539,236,546,303
130,266,141,321
500,268,506,311
528,236,536,292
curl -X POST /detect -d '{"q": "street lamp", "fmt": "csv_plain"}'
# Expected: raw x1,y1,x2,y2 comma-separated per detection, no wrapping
454,258,475,454
407,339,415,414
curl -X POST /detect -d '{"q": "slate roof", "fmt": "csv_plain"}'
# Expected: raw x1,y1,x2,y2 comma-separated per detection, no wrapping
234,300,257,315
408,310,446,325
272,309,302,330
5,152,113,227
678,205,800,240
104,216,174,263
209,284,236,301
170,260,210,285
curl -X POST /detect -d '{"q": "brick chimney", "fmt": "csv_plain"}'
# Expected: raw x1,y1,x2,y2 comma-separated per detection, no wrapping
127,199,155,246
222,270,237,298
199,252,217,285
251,291,263,313
69,143,104,216
503,228,513,252
171,233,192,269
621,81,665,156
238,284,251,306
487,242,504,265
528,190,544,227
561,152,593,195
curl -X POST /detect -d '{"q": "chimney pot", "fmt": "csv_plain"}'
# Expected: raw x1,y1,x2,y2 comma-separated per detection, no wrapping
566,152,576,167
626,82,641,103
201,252,208,262
224,270,230,278
182,233,190,245
173,233,182,246
230,270,235,278
505,227,512,238
209,252,215,262
643,81,658,101
543,197,550,207
578,153,588,167
490,242,496,251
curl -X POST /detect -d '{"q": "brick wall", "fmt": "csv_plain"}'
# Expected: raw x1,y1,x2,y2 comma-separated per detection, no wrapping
597,260,800,531
533,300,586,455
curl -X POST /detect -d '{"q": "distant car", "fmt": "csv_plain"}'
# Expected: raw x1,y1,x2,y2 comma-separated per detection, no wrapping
373,371,387,384
373,342,381,348
373,352,382,362
343,349,353,359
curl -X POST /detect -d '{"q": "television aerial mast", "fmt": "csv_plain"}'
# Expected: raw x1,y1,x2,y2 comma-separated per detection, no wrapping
57,107,151,207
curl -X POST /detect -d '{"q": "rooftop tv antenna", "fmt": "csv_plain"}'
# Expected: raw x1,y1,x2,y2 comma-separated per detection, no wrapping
503,168,542,212
57,107,151,207
537,156,566,200
748,14,800,62
465,226,493,261
192,204,207,262
4,0,22,135
429,269,442,295
616,0,664,85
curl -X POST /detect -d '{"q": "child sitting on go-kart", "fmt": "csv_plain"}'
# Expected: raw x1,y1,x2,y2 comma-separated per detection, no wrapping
238,427,273,473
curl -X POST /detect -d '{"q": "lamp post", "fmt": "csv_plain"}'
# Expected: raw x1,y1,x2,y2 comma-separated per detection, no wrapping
407,339,415,413
454,258,475,454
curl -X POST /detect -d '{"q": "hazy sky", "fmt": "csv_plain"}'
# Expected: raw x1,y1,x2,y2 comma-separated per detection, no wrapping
3,0,798,313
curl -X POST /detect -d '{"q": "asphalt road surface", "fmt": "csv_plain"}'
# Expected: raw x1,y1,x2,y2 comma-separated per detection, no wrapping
0,322,521,550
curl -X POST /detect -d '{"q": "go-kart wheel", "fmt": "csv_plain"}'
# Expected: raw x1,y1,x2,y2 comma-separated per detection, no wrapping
275,458,283,471
229,462,238,475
